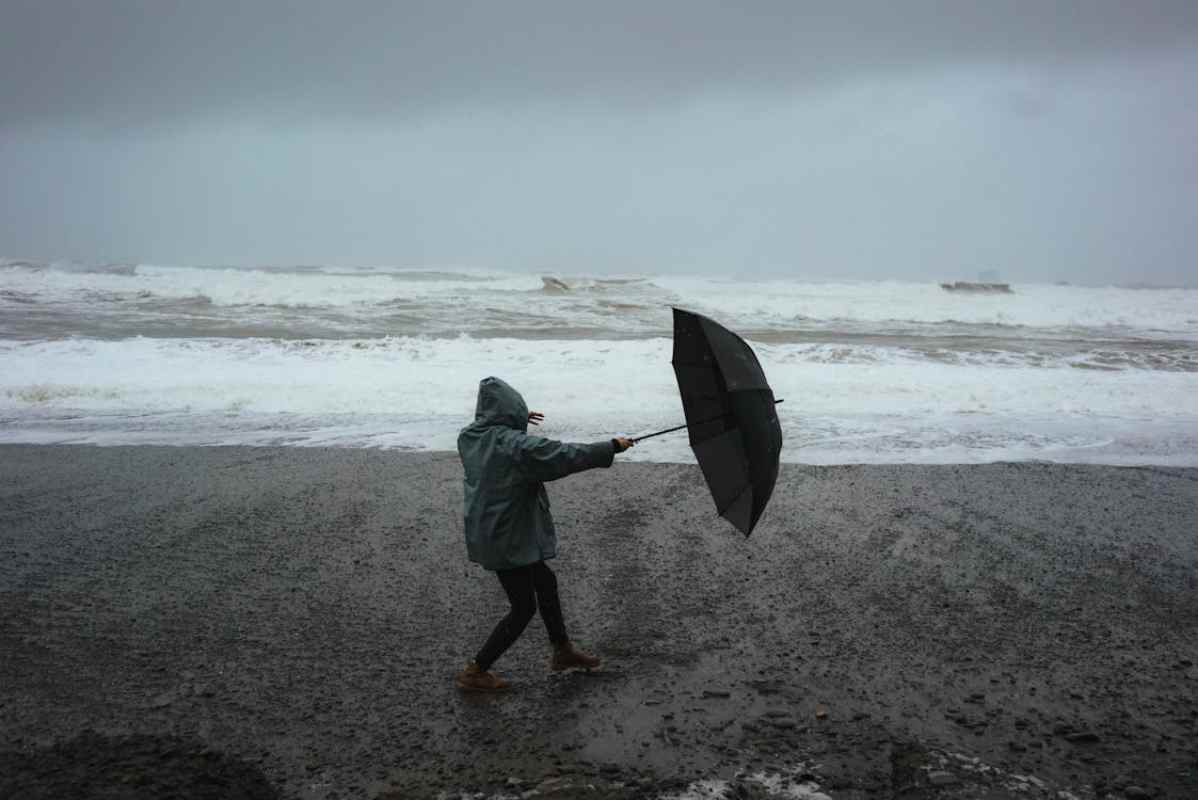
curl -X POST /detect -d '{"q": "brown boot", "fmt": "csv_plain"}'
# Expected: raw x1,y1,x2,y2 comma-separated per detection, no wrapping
455,661,511,692
551,641,601,671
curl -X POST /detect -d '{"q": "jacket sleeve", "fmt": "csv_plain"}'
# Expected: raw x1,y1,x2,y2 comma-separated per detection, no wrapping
513,434,616,483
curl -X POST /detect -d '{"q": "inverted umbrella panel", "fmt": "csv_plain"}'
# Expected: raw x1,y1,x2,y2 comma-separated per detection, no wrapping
664,307,783,536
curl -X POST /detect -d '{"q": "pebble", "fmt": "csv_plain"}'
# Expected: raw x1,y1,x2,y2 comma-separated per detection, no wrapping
149,691,175,709
928,771,959,786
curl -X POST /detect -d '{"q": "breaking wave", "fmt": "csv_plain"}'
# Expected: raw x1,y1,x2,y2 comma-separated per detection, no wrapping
2,259,1197,463
2,261,1195,340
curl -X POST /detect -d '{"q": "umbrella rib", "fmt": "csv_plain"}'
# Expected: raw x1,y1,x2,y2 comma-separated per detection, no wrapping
715,484,753,517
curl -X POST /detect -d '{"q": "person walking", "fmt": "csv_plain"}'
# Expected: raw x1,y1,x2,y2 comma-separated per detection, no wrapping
455,377,634,691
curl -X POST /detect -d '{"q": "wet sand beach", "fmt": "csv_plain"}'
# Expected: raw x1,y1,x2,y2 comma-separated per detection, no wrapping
1,445,1196,799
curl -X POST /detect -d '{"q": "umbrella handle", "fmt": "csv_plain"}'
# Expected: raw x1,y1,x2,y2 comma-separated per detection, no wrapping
630,399,783,443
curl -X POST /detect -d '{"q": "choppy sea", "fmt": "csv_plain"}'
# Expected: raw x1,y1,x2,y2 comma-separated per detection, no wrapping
2,258,1196,465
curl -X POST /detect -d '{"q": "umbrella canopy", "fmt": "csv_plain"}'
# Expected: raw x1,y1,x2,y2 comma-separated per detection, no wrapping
669,307,782,535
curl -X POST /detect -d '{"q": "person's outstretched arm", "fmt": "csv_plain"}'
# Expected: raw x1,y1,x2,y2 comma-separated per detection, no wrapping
515,433,633,483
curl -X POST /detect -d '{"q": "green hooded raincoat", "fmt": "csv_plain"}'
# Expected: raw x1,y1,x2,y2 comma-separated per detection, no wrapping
458,377,616,571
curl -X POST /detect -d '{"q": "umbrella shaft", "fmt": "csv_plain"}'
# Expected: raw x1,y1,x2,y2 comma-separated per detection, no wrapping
631,399,783,443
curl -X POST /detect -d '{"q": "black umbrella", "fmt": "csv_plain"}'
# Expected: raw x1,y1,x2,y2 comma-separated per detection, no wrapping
633,308,783,536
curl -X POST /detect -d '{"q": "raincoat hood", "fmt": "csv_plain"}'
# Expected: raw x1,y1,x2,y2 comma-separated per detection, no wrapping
457,376,616,572
472,377,529,433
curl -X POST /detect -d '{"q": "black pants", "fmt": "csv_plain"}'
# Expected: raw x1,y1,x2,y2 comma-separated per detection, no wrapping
474,561,568,670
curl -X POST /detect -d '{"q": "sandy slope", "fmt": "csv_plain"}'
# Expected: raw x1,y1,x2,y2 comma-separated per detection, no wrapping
1,445,1196,799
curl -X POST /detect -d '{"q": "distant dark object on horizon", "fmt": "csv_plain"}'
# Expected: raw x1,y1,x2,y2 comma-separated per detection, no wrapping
1119,281,1189,291
940,281,1014,294
541,275,647,293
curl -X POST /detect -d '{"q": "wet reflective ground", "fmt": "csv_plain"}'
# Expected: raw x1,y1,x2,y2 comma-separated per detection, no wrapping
1,447,1195,798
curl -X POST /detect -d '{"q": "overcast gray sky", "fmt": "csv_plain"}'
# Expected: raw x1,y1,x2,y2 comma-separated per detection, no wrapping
2,1,1197,284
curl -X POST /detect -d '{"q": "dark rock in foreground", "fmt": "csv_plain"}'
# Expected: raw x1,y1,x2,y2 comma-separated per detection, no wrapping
0,731,278,800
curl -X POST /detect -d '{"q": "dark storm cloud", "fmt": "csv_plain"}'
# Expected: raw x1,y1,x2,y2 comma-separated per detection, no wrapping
4,0,1198,127
3,2,1197,283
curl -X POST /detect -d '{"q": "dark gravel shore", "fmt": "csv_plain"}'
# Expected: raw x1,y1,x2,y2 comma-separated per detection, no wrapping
1,445,1196,799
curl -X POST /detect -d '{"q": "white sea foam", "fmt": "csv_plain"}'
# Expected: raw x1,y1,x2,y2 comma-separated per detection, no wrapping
658,277,1198,337
2,336,1195,463
654,767,832,799
0,261,540,308
4,260,1197,462
3,261,1197,338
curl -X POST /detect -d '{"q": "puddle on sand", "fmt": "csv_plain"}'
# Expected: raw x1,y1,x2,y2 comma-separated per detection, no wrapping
574,668,752,774
426,651,1086,800
559,647,848,779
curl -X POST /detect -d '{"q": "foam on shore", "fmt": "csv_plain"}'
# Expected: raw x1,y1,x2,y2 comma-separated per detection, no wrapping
1,336,1196,463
